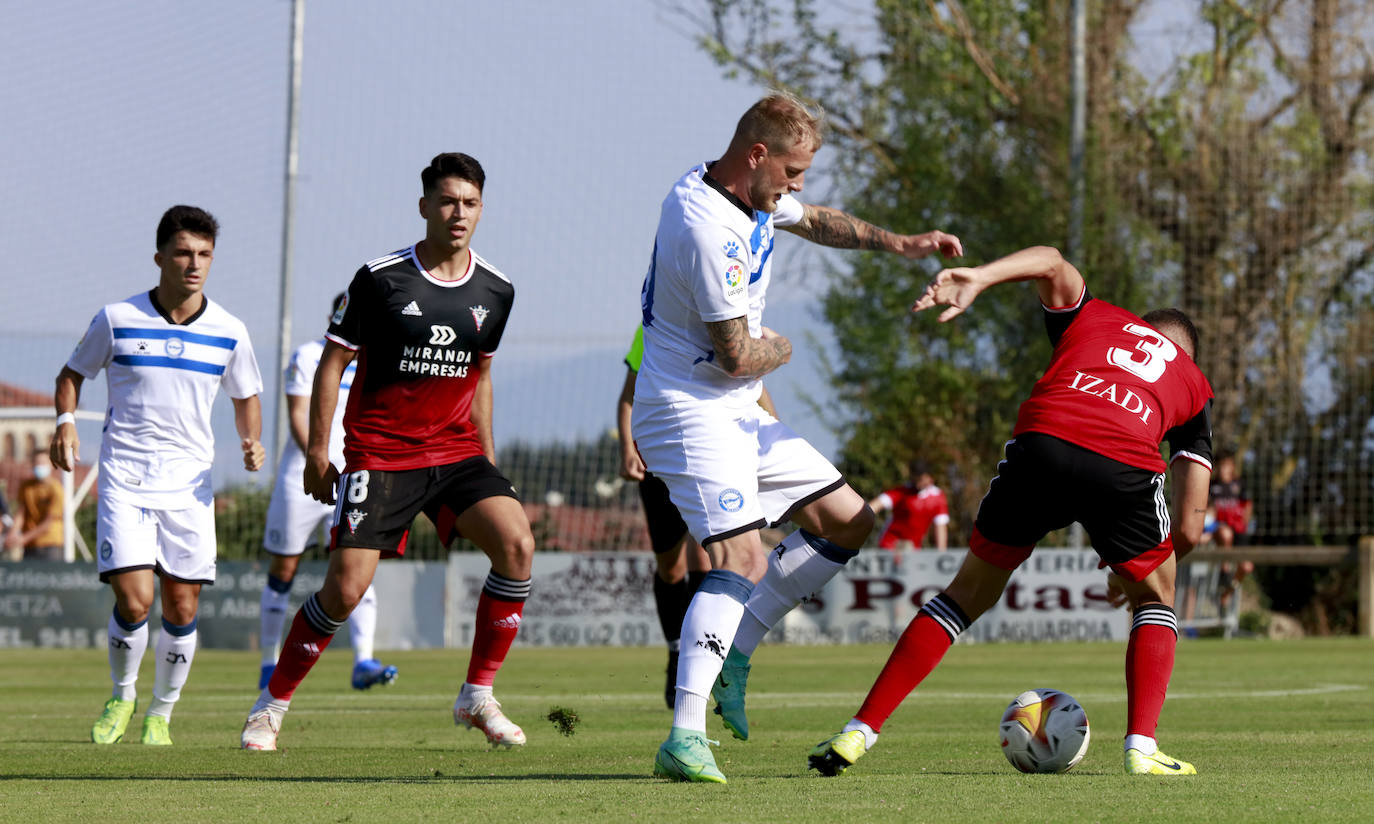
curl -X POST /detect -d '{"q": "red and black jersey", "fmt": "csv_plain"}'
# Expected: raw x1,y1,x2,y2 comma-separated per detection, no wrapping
326,245,514,472
1013,289,1213,473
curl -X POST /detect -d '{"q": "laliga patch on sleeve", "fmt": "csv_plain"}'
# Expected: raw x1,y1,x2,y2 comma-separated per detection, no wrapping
332,292,350,325
723,261,746,299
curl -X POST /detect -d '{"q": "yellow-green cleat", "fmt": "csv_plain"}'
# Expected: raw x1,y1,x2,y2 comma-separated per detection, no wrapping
1125,748,1196,775
141,715,173,746
91,698,137,744
653,727,727,783
711,652,751,741
808,729,869,776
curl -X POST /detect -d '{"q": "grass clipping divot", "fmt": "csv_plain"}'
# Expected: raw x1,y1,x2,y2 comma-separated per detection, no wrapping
546,706,580,737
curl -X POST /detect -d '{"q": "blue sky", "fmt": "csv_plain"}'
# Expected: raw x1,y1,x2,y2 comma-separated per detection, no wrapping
0,0,850,488
1,1,1204,492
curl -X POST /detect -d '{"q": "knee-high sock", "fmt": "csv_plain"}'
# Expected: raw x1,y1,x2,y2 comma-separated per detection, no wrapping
349,583,379,663
855,593,971,732
107,607,148,701
732,529,858,658
148,617,198,718
262,593,343,706
465,572,531,687
672,570,753,733
260,574,293,665
1126,604,1178,739
652,573,690,651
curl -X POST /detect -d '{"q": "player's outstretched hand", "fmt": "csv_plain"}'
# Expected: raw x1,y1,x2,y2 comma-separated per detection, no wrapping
304,455,340,505
50,423,79,472
898,230,963,260
911,266,984,322
242,438,266,472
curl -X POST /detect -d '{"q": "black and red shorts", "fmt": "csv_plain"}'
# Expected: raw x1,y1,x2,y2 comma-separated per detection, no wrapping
329,456,519,556
638,471,689,555
972,433,1172,581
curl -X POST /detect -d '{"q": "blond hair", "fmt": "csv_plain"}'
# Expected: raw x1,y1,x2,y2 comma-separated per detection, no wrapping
731,90,825,153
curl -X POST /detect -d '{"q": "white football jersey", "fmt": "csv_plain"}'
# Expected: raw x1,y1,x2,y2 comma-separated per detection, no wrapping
67,291,263,509
635,162,803,408
276,338,354,475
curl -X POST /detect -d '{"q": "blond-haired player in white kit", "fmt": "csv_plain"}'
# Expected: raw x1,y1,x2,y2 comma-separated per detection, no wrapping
637,92,961,782
52,205,266,746
257,294,397,692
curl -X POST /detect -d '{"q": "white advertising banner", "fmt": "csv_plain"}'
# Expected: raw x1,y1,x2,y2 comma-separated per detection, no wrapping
447,548,1129,648
448,551,667,648
772,549,1130,645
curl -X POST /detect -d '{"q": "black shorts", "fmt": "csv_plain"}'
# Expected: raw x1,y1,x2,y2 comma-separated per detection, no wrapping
329,456,520,556
975,433,1170,569
638,471,689,555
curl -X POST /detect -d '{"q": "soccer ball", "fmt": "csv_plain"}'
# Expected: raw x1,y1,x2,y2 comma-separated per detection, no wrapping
998,688,1090,773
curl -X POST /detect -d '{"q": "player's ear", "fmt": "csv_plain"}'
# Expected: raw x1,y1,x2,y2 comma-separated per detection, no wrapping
153,251,163,268
418,195,430,220
748,142,768,168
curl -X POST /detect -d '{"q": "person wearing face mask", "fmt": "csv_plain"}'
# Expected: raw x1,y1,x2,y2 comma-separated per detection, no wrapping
8,449,64,561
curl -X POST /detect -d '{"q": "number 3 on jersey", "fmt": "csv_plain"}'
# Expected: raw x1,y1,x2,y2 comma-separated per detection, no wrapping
1108,323,1177,383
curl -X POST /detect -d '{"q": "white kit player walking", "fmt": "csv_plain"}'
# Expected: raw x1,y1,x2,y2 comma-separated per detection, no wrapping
258,294,397,692
636,93,962,783
52,205,266,746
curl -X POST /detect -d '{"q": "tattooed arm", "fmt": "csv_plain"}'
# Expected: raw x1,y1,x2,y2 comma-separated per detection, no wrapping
782,203,963,260
706,317,791,379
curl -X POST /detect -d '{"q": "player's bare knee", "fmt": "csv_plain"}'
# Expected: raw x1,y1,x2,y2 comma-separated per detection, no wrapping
492,530,535,577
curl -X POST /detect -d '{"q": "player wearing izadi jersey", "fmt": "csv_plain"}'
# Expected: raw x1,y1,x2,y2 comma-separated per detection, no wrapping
810,246,1212,778
243,153,534,753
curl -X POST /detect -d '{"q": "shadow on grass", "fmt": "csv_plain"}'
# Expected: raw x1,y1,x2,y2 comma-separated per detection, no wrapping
0,773,649,783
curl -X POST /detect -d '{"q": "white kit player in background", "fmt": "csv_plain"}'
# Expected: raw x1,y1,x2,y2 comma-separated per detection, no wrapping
637,92,962,783
258,294,397,692
51,205,266,747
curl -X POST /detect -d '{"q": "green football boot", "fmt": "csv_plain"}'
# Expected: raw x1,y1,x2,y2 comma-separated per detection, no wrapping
653,727,727,783
91,698,137,744
711,650,752,741
141,714,173,746
808,729,869,776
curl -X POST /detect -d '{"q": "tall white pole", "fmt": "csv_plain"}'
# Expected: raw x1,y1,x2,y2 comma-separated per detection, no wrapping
1068,0,1087,550
273,0,306,473
1068,0,1087,259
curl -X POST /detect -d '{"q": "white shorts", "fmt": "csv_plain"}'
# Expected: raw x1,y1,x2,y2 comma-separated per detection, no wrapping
97,495,217,584
262,463,333,556
632,400,843,544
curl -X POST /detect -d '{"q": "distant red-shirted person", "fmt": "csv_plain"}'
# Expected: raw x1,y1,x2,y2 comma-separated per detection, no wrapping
868,461,949,552
809,246,1214,778
241,153,535,753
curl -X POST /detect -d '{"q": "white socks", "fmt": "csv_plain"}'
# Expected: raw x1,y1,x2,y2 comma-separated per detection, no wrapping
260,583,291,664
1125,734,1158,754
148,618,197,719
107,608,148,702
349,584,379,662
732,529,856,657
671,570,753,732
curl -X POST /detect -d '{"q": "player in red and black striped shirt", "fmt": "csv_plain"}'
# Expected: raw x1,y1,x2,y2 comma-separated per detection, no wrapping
811,246,1214,777
242,153,535,752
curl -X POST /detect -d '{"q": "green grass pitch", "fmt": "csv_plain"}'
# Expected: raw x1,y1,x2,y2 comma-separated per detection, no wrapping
3,638,1372,822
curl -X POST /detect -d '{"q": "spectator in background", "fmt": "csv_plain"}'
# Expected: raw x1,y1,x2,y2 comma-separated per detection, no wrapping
8,450,64,561
868,460,949,553
1209,452,1253,603
0,484,17,561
